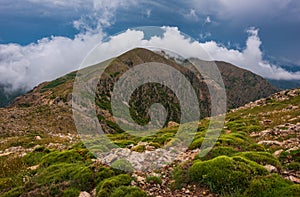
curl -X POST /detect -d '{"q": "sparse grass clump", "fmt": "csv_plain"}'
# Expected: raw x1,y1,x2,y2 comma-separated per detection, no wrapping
146,176,162,185
96,174,132,197
244,174,293,197
132,145,145,152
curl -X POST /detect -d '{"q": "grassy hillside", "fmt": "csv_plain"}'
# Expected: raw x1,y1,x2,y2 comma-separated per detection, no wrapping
0,89,299,196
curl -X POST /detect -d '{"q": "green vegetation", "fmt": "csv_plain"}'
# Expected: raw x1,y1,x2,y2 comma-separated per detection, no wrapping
244,174,295,197
186,156,268,194
234,151,281,168
0,143,145,196
146,176,162,185
96,174,132,197
40,71,77,92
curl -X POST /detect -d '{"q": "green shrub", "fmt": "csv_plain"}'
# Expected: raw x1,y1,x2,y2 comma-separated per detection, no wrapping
33,163,94,191
96,174,132,197
172,161,193,189
187,156,268,194
23,147,50,166
62,188,81,197
114,140,136,148
218,132,250,148
234,151,281,168
286,162,300,171
110,186,147,197
149,142,162,148
199,146,238,160
279,184,300,196
279,149,300,163
132,145,145,152
244,174,293,197
146,176,162,185
95,167,115,183
188,137,204,150
40,149,85,167
248,144,265,151
1,186,24,197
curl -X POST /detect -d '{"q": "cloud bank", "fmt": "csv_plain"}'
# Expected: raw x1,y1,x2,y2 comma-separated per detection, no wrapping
1,26,300,93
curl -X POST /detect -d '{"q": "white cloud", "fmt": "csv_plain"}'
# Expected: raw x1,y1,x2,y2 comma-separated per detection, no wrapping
183,9,199,21
205,16,211,24
1,26,300,93
146,9,152,18
189,0,300,22
0,32,103,91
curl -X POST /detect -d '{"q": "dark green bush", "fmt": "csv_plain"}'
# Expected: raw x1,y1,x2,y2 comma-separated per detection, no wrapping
33,163,94,191
279,184,300,196
188,137,204,150
95,167,115,183
286,162,300,171
187,156,268,194
96,174,132,197
198,146,238,160
244,174,293,197
234,151,281,168
40,149,85,167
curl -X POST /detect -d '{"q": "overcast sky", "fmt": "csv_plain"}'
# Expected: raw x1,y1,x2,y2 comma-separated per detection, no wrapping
0,0,300,91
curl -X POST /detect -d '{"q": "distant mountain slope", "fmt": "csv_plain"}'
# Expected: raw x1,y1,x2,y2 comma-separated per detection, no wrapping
10,48,278,133
0,84,25,107
268,79,300,90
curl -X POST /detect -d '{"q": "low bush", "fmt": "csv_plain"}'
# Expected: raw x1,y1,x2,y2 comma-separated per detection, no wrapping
40,149,86,167
187,156,268,194
33,163,94,191
198,146,238,160
146,176,162,185
244,174,293,197
286,162,300,171
96,174,132,197
234,151,281,168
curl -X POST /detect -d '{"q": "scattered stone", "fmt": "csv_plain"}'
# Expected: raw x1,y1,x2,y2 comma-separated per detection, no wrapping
287,176,300,184
35,135,42,140
258,140,282,146
78,191,91,197
273,149,283,158
167,121,179,127
28,165,39,171
264,165,278,173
